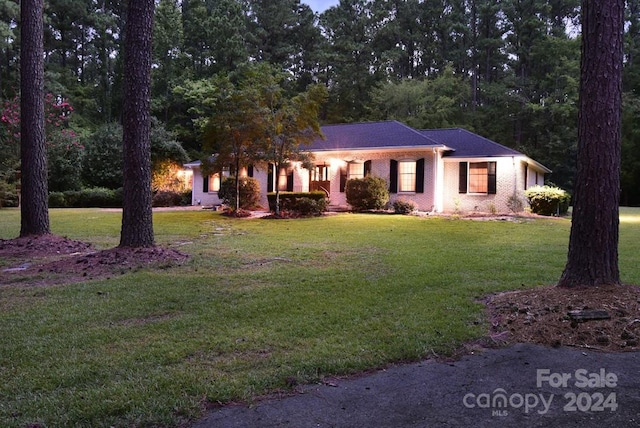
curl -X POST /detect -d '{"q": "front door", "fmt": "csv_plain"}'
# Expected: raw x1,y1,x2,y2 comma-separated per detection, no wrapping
310,165,330,195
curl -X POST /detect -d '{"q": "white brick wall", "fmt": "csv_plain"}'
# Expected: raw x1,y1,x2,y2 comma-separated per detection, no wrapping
442,157,545,213
188,153,546,213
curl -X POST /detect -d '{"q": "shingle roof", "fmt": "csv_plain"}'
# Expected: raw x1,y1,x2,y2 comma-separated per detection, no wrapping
309,120,444,151
420,128,523,158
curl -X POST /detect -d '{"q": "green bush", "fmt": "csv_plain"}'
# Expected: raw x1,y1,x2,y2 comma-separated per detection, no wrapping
267,191,326,212
0,180,18,208
48,192,67,208
218,176,261,209
525,185,570,216
49,187,123,208
345,176,389,211
152,190,185,207
289,197,328,216
393,198,417,214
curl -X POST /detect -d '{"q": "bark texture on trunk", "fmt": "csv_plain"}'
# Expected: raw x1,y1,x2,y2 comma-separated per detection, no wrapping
20,0,50,237
119,0,155,248
558,0,624,288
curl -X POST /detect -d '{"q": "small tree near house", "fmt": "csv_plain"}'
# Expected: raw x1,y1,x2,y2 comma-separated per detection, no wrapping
252,65,327,216
201,72,263,212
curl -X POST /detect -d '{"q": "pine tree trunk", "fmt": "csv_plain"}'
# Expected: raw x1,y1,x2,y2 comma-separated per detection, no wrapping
20,0,50,237
119,0,155,248
558,0,624,288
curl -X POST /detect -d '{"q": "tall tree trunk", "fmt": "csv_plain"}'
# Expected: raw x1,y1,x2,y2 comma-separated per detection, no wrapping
20,0,50,237
119,0,155,248
558,0,624,288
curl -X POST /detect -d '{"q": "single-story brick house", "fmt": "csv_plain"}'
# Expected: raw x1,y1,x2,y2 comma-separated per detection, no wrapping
184,120,550,213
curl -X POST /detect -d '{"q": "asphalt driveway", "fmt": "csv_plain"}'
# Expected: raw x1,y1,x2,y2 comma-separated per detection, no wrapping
193,343,640,428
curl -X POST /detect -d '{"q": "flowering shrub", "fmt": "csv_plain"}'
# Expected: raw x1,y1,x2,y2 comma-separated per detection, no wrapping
524,185,570,216
1,94,84,192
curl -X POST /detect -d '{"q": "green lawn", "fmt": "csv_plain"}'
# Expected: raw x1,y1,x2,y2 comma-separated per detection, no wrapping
1,208,640,427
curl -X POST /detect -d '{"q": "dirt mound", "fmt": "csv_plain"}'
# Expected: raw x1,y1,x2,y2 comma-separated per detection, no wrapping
1,234,188,286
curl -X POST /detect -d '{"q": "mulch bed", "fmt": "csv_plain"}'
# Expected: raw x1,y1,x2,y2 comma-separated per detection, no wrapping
1,234,188,286
486,284,640,352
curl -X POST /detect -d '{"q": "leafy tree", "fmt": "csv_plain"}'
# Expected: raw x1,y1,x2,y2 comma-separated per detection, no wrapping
370,67,472,129
20,0,50,236
320,0,380,121
47,128,84,192
170,78,219,152
82,123,123,189
0,0,19,97
150,117,189,192
120,0,155,248
558,0,624,288
245,0,319,79
255,69,327,215
208,0,248,74
152,0,184,121
201,71,264,212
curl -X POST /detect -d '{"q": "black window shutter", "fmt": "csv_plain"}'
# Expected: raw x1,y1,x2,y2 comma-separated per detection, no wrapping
523,164,528,190
339,166,347,192
267,164,274,192
287,169,294,191
364,160,372,177
416,158,425,193
248,165,254,177
459,162,467,194
203,175,209,193
389,160,398,193
488,162,497,194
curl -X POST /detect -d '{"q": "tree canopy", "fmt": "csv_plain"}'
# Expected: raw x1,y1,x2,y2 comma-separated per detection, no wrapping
1,0,640,205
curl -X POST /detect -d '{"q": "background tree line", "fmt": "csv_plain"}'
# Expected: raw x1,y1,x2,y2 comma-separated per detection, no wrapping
1,0,640,204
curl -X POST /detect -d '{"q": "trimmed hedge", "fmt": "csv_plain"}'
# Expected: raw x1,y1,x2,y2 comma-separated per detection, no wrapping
267,191,327,214
524,185,570,216
345,176,389,211
49,188,123,208
49,188,191,208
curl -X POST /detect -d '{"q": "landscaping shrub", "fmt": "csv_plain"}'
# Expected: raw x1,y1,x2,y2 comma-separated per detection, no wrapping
48,192,67,208
290,196,328,216
525,185,570,216
345,176,389,211
393,198,417,214
0,180,18,208
181,190,192,206
507,193,525,214
219,176,261,209
267,191,326,212
152,190,184,207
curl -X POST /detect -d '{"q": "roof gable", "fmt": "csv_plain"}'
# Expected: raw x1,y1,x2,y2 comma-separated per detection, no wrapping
420,128,522,158
309,120,443,151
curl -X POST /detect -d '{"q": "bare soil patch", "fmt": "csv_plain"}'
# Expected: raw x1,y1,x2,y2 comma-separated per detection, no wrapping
486,284,640,352
1,234,188,286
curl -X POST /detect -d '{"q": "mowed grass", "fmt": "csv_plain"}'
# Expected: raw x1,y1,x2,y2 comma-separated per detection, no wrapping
1,207,640,427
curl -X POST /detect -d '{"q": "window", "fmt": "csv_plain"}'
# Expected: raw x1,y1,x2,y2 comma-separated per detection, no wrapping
203,173,221,193
459,161,496,194
311,165,330,182
348,162,364,179
390,159,424,193
398,161,416,192
278,168,289,191
209,174,221,192
469,162,488,193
